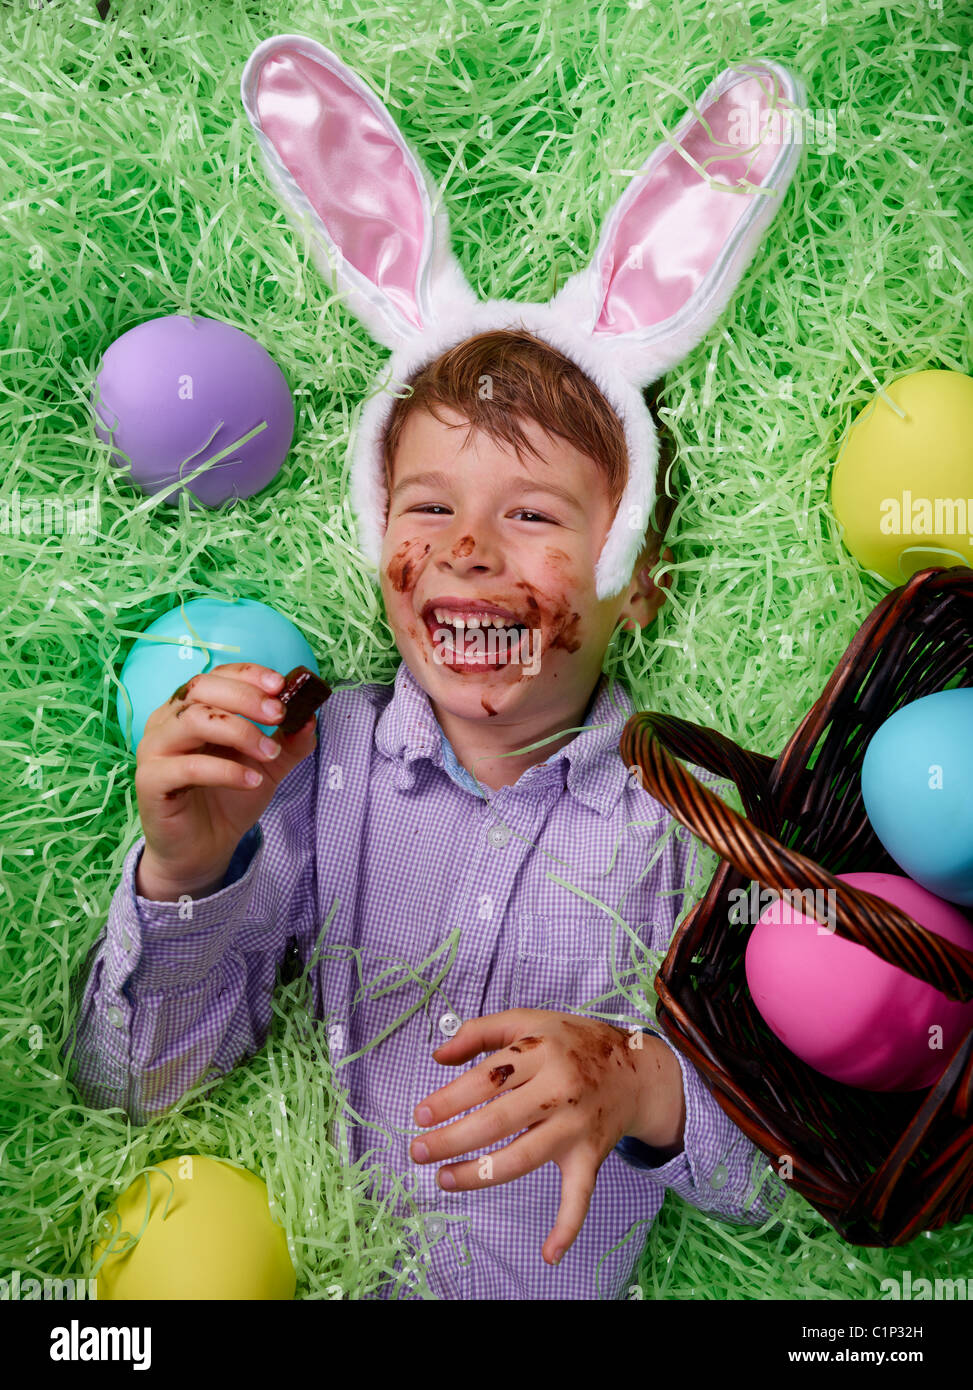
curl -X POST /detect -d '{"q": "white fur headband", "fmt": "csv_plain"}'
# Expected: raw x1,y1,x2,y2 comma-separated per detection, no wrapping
241,35,806,599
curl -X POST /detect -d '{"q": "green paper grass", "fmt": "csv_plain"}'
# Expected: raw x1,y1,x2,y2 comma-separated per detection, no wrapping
1,0,971,1301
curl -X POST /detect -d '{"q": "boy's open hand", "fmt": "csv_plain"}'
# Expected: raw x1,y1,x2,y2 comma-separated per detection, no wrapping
410,1009,686,1266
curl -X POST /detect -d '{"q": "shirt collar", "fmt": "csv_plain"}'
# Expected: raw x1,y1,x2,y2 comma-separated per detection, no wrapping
374,661,636,816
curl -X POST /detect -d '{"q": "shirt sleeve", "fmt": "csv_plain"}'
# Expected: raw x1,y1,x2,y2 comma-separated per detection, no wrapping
62,751,319,1127
612,764,789,1227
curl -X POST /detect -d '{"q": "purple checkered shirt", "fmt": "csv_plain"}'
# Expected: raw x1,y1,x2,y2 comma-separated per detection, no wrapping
66,660,786,1299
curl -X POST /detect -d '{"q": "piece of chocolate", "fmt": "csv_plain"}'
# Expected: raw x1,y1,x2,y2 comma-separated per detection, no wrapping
277,665,332,735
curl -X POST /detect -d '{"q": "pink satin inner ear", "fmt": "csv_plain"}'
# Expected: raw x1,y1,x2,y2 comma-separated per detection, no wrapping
594,73,789,334
255,46,425,330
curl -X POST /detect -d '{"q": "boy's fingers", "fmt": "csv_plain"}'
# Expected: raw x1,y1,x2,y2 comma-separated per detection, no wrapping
149,700,281,762
430,1009,538,1065
544,1150,599,1267
419,1045,543,1130
209,662,284,693
148,672,284,738
432,1118,552,1192
137,751,270,799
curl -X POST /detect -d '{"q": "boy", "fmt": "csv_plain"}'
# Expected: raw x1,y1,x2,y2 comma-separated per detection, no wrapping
65,329,787,1300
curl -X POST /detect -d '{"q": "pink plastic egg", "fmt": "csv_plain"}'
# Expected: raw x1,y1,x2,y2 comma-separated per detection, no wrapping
744,872,973,1091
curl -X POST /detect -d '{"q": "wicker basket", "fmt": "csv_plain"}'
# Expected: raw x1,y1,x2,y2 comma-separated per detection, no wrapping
618,565,973,1247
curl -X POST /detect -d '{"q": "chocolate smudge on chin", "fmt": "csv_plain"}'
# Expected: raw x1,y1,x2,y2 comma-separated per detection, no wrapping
481,696,497,716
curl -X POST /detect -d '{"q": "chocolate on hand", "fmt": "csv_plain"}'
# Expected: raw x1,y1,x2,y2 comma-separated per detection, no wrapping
277,666,332,735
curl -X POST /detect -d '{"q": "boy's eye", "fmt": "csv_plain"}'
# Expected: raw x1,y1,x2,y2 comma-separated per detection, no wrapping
408,505,553,523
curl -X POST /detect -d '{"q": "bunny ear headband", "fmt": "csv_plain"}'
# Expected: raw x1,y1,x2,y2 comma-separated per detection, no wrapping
241,36,806,599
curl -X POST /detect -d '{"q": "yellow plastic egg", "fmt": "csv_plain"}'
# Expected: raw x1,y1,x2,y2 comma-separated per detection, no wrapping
92,1155,296,1300
830,369,973,583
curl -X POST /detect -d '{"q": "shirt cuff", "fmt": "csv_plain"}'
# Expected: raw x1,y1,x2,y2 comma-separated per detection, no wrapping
131,827,263,913
614,1029,789,1223
109,829,265,992
220,825,262,888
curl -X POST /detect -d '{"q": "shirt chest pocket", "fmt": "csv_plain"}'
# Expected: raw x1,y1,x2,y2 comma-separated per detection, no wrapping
510,912,661,1024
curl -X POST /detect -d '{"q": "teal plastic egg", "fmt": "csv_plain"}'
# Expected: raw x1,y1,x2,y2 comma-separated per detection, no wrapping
117,596,318,753
861,688,973,906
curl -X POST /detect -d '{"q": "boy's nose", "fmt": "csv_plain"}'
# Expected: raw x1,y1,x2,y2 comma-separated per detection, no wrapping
434,523,502,571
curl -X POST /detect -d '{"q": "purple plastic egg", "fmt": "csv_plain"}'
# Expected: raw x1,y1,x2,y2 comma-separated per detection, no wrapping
91,315,294,507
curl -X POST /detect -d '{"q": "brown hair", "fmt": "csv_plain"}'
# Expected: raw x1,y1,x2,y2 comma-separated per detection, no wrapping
381,328,675,561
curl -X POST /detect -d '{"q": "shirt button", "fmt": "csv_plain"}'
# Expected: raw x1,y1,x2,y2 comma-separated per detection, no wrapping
710,1163,729,1190
120,929,132,952
486,823,510,848
438,1012,462,1038
107,1007,125,1029
425,1214,445,1243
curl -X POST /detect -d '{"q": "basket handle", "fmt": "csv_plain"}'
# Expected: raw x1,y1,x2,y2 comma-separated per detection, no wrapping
620,711,973,1002
621,709,781,833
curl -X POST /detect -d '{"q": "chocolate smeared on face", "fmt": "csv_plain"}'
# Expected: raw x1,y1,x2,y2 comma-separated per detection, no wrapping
513,580,583,656
405,620,425,665
387,538,432,593
451,534,475,558
550,611,582,653
514,586,541,617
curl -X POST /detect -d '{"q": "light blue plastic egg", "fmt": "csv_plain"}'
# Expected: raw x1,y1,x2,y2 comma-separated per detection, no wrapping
861,687,973,906
117,596,318,753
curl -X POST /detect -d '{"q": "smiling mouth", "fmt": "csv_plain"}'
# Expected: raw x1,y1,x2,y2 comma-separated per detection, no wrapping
422,611,538,668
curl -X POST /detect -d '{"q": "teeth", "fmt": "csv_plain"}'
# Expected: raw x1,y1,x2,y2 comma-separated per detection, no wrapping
432,608,520,629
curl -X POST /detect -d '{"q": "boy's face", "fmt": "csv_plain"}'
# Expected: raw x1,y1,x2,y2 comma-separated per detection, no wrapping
379,405,650,725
